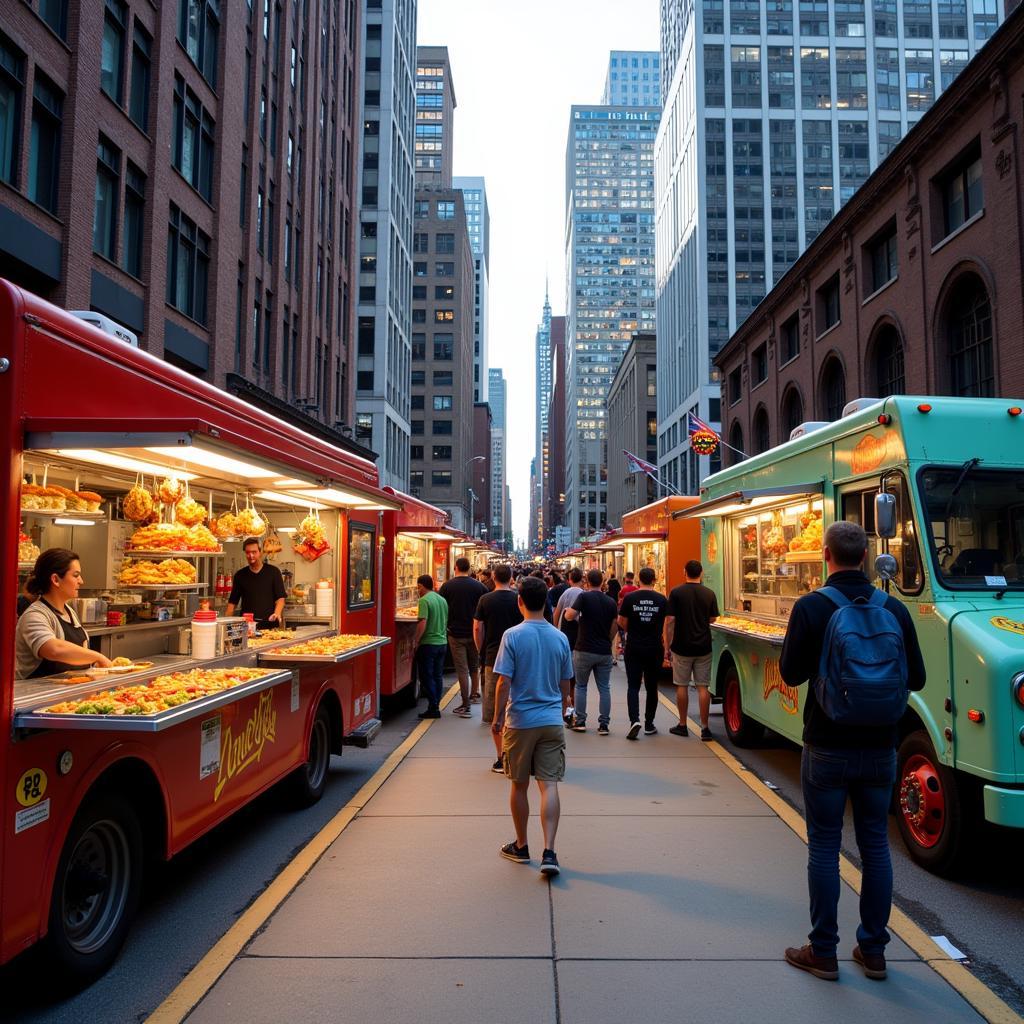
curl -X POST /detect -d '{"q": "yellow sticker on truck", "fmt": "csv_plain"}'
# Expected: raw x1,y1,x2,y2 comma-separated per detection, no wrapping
16,768,47,808
991,616,1024,637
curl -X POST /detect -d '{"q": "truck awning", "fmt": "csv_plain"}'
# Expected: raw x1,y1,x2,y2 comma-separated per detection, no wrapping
593,531,667,550
671,482,824,519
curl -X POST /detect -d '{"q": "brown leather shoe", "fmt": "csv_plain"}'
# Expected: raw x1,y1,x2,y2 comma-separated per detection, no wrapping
785,943,839,980
853,944,887,980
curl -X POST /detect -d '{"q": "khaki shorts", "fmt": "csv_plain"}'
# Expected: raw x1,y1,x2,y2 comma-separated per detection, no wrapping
671,652,712,687
482,665,499,723
503,725,566,783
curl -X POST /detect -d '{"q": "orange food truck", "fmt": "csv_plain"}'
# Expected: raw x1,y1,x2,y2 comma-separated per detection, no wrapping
0,281,399,981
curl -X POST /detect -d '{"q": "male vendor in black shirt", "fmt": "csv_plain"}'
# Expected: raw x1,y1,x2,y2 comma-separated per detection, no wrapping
226,537,287,629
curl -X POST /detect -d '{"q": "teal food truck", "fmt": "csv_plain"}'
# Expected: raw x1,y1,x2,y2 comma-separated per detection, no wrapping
675,395,1024,875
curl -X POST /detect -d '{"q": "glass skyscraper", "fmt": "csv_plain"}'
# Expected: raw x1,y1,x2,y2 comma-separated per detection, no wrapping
655,0,1005,495
454,176,490,402
564,106,659,540
602,51,662,106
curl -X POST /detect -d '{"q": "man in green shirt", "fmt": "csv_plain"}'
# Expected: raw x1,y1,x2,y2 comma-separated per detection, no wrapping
415,574,449,719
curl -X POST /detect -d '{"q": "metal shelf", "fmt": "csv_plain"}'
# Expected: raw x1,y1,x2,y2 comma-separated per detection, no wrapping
123,549,223,558
19,508,106,519
711,621,786,647
116,583,209,592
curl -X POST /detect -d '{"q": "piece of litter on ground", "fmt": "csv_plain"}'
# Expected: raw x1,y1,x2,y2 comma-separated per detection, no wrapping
930,935,968,961
762,779,779,790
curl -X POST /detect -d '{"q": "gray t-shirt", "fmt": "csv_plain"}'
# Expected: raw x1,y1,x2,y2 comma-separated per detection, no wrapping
15,600,88,678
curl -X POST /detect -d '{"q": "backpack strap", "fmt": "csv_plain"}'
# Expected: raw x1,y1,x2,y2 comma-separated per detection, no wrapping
866,587,889,609
816,585,850,609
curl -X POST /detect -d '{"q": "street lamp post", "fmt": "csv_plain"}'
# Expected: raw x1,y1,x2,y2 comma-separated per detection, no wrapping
464,455,485,535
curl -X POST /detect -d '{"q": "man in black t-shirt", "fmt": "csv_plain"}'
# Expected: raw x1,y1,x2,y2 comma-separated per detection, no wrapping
663,559,719,740
473,563,523,771
563,569,619,734
439,557,488,717
618,566,669,739
226,537,286,630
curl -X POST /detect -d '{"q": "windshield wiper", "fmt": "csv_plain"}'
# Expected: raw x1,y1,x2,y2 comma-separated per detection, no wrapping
943,457,981,524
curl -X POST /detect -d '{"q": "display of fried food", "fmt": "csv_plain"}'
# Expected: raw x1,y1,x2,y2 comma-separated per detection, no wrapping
43,667,272,716
158,476,186,504
77,490,103,512
22,485,67,510
111,656,132,666
248,629,296,646
212,511,240,538
175,496,207,526
297,514,327,547
50,485,88,511
279,634,383,656
127,523,189,550
236,507,266,536
715,615,788,639
123,484,155,522
119,558,197,586
18,532,40,563
185,524,221,550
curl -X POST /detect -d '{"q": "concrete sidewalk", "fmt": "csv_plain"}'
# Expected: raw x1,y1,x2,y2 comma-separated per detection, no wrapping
184,668,988,1024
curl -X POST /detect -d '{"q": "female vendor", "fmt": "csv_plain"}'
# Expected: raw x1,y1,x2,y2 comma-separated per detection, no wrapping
15,548,113,678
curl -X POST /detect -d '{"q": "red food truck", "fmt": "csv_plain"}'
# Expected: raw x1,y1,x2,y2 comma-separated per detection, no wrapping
0,281,399,981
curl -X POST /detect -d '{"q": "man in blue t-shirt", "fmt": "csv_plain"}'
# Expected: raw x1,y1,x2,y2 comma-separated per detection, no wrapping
492,577,575,877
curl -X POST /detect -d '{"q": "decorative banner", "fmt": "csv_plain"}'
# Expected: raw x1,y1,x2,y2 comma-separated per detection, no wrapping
691,429,719,456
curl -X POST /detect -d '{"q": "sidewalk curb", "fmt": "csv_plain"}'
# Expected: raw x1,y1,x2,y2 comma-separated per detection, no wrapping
655,691,1020,1024
145,683,462,1024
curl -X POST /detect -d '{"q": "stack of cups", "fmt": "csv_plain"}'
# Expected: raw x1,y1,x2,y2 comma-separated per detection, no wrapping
192,609,218,659
315,585,334,617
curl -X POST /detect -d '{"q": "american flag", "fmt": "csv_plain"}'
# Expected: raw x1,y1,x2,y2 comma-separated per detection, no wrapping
623,449,659,477
687,411,718,437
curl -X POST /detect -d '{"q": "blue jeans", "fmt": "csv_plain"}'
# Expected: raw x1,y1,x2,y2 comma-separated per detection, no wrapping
801,744,897,958
416,643,447,711
573,650,613,726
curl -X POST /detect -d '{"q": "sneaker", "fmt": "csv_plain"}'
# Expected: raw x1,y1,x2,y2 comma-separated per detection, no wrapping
499,840,530,863
417,709,441,720
491,758,505,774
570,719,587,732
644,724,658,735
700,726,713,741
852,945,887,980
597,723,610,736
540,849,560,876
451,705,472,718
784,944,838,981
669,724,688,737
627,721,642,741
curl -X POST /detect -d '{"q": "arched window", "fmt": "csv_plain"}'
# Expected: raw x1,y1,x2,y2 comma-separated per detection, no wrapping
729,421,745,465
781,387,803,439
820,357,846,420
946,276,994,397
753,407,771,454
873,325,905,397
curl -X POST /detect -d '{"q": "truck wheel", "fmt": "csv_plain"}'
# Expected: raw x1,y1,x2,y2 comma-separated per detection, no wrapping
723,667,764,747
289,703,332,808
47,793,143,986
896,730,976,877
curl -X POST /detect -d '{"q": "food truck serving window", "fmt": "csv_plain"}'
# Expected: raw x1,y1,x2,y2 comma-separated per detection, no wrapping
347,524,376,608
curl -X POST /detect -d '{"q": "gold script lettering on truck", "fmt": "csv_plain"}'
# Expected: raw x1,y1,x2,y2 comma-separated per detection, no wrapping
675,396,1024,876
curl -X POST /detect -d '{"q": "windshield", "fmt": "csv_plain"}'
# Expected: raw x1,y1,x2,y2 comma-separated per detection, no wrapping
919,467,1024,589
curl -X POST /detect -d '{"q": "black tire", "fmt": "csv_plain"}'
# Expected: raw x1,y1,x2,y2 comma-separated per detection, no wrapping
288,703,332,808
46,793,143,987
722,666,765,747
895,730,977,877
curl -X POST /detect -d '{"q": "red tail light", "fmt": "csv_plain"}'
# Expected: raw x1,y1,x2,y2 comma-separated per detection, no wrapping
967,709,984,723
917,403,932,414
1009,407,1022,417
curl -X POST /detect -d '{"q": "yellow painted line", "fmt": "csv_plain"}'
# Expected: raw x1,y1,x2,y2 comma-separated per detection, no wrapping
147,683,461,1024
656,691,1020,1024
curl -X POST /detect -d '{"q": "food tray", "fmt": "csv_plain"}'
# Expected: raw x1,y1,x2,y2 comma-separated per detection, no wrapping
711,621,786,647
19,509,106,519
783,551,823,563
117,583,209,592
14,668,294,733
124,549,222,558
258,636,391,664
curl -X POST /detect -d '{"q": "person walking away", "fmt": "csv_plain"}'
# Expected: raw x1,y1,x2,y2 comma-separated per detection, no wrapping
547,572,567,620
618,566,668,739
479,568,495,592
663,560,719,739
617,571,637,608
563,569,619,735
439,557,487,716
474,564,523,773
414,574,449,719
780,521,925,982
606,571,621,605
491,577,574,876
553,568,584,722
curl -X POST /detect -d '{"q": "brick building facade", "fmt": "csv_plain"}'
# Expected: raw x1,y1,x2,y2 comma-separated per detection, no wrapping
0,0,363,452
714,6,1024,464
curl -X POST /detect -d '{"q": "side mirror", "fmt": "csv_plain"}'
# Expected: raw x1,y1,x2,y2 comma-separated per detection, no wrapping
875,492,897,539
875,553,898,581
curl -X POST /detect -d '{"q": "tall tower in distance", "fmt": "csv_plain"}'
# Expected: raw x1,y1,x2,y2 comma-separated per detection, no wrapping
454,177,490,402
601,50,661,106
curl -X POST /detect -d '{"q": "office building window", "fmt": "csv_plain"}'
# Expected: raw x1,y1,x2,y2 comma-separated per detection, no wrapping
432,421,453,436
411,333,425,360
940,49,968,90
122,161,145,278
800,47,830,109
431,470,452,486
435,232,454,254
867,222,897,292
905,49,934,110
802,119,833,243
435,285,454,299
93,136,120,259
411,371,425,386
358,370,374,391
414,199,428,218
432,395,452,410
873,0,897,35
838,121,869,204
873,326,905,397
799,0,828,35
904,0,932,37
436,200,455,219
728,365,742,405
877,120,902,158
412,285,426,300
129,23,151,131
817,274,840,333
769,119,799,274
412,308,425,324
703,0,724,33
414,261,427,276
433,370,453,386
178,0,220,87
433,333,453,360
0,36,24,187
411,421,424,436
410,445,424,461
432,445,452,460
767,47,794,108
751,343,768,386
101,0,127,104
875,48,900,111
836,48,867,109
28,72,62,214
434,309,454,322
172,75,214,201
39,0,69,39
766,0,793,33
946,276,993,397
835,0,865,35
413,232,428,253
973,0,997,40
731,0,760,33
731,46,761,108
166,203,210,325
435,261,454,276
939,143,982,237
704,45,724,107
780,314,800,364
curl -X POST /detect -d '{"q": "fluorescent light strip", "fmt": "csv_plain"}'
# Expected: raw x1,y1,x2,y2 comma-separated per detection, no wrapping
146,446,276,479
276,527,298,533
54,450,199,480
54,517,98,527
253,490,326,510
291,487,382,507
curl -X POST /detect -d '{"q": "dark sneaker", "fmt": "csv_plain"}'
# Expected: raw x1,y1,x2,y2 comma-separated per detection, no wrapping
570,719,587,732
644,724,658,735
669,724,688,737
500,840,530,863
700,726,713,741
853,945,887,980
627,721,642,741
597,723,610,736
563,708,575,726
491,758,505,774
417,709,441,719
785,944,838,981
451,704,472,718
540,849,560,876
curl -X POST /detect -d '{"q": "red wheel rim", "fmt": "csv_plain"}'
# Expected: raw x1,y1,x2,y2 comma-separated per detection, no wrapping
725,679,742,735
899,753,945,849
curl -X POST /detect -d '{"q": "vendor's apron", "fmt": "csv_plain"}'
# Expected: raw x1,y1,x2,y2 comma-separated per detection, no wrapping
29,600,90,677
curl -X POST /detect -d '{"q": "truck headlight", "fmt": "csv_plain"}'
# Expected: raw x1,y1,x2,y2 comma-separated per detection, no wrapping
1013,672,1024,709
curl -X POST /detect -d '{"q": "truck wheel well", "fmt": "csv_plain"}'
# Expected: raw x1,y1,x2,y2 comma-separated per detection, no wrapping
898,707,925,744
714,653,736,699
91,759,168,863
318,689,344,755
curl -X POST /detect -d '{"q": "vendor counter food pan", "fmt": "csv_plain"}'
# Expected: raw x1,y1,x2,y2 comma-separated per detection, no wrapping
14,668,294,733
710,621,786,647
257,636,391,665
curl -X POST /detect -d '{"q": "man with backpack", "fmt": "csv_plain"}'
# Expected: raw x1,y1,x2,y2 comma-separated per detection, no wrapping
780,521,925,983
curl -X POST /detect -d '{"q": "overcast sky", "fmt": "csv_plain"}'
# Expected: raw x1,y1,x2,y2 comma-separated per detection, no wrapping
416,0,660,547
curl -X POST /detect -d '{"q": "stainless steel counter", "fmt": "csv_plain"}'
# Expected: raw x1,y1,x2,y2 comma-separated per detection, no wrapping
86,617,192,638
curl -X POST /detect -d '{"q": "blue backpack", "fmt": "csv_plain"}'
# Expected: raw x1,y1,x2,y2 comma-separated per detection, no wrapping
814,587,909,725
